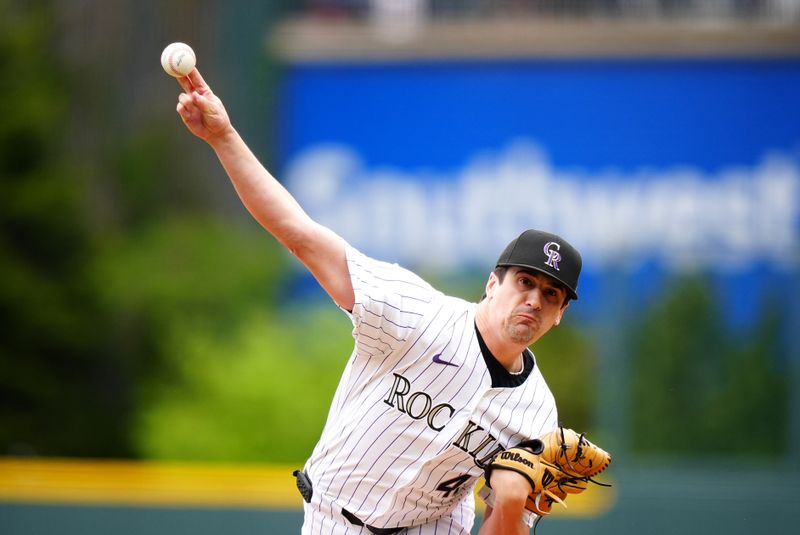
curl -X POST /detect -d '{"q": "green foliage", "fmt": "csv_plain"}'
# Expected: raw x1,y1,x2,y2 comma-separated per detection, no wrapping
93,216,284,321
629,276,787,458
0,3,64,178
0,0,125,456
533,323,596,431
0,1,288,458
91,215,291,459
134,307,353,463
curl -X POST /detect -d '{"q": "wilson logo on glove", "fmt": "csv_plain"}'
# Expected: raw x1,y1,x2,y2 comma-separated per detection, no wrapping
498,450,538,469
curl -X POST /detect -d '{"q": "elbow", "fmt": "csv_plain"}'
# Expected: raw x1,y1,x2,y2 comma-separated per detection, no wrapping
275,219,316,258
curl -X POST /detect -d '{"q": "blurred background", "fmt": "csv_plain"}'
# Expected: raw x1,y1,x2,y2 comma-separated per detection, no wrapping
1,0,799,534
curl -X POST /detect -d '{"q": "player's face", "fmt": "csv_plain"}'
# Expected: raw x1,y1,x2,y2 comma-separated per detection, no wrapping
485,267,569,346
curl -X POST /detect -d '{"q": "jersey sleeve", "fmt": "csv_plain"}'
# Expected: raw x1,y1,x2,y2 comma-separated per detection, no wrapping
343,244,440,359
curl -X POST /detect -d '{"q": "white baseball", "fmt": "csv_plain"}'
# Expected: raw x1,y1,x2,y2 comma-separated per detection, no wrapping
161,42,196,77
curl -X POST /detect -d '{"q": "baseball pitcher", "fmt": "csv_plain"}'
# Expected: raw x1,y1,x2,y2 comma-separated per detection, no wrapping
172,68,610,535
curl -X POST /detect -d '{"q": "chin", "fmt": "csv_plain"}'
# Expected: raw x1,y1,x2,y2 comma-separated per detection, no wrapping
507,326,537,346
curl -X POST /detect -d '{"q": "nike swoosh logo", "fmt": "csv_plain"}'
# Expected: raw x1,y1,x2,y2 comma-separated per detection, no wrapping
432,353,459,367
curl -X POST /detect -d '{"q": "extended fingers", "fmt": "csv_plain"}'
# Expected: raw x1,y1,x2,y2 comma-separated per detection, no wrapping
176,68,212,96
188,68,209,91
176,69,210,96
176,73,194,94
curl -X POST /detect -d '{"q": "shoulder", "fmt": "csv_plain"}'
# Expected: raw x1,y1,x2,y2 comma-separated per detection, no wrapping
345,244,445,307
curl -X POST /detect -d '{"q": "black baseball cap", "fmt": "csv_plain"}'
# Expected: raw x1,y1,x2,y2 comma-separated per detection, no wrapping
495,229,582,300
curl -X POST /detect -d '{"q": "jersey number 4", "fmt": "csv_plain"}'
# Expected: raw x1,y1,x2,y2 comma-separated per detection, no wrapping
436,474,472,498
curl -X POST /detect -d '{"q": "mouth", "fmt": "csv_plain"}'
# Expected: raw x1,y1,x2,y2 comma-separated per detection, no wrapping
514,312,539,325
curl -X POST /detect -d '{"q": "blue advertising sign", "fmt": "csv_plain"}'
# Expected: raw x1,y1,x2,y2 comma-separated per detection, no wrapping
277,58,800,320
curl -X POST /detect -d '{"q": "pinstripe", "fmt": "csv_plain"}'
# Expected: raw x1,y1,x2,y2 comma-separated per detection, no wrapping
357,307,419,336
352,416,442,513
358,317,411,343
483,388,526,445
348,308,483,505
315,510,323,535
317,302,452,495
310,356,404,478
381,347,487,523
308,297,447,482
353,354,482,513
384,455,476,526
353,293,428,315
337,330,460,506
307,348,400,478
354,332,395,353
349,257,433,295
309,281,444,478
359,307,418,329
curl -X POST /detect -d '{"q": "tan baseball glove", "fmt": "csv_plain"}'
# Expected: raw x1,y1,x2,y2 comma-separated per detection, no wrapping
484,428,612,516
539,427,612,480
483,439,567,511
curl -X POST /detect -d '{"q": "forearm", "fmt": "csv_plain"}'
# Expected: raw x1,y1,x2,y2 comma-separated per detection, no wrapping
478,503,530,535
208,127,311,250
478,469,535,535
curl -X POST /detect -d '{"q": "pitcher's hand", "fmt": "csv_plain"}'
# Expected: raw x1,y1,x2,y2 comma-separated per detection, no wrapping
175,69,232,142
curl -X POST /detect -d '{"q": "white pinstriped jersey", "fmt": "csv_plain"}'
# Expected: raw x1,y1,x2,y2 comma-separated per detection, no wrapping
303,245,558,532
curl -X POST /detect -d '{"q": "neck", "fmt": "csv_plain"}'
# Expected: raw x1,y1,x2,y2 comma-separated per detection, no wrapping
475,302,528,372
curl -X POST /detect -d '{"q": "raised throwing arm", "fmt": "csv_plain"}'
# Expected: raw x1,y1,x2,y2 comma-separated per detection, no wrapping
174,69,355,311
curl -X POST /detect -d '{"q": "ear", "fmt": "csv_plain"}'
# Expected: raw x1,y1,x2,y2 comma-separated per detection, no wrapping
553,301,570,326
484,271,499,299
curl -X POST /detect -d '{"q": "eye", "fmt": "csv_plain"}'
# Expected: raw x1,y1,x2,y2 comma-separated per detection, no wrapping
518,276,533,287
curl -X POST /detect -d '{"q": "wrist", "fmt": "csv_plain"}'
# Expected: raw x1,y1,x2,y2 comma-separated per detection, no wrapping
207,124,238,149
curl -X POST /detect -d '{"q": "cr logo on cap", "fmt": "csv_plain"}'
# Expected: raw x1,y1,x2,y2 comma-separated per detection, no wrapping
543,242,561,271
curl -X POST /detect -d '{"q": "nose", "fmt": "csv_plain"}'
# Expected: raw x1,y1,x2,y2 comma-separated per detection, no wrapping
525,289,543,310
